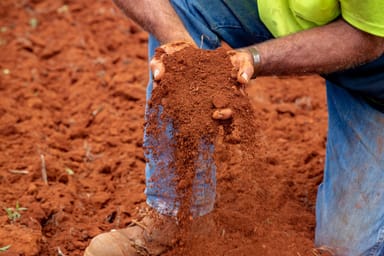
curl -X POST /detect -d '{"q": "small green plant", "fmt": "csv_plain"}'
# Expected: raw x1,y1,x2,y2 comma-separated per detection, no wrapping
4,202,27,222
0,244,11,252
29,18,39,29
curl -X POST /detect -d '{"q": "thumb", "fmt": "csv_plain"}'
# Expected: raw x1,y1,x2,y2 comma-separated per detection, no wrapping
238,63,254,84
229,50,254,84
237,53,254,84
150,58,165,81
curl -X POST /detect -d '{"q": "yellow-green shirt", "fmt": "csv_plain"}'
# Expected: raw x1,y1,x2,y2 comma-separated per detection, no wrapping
258,0,384,37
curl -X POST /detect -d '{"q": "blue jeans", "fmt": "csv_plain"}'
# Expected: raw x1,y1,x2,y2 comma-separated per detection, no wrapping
143,1,384,255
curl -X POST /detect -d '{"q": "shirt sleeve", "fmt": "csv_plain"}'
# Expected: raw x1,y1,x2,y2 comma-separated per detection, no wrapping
340,0,384,37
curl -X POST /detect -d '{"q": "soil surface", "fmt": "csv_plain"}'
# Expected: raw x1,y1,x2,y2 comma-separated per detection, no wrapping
0,1,327,255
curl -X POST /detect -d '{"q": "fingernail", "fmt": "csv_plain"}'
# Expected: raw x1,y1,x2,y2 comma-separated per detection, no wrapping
241,72,249,82
153,69,160,79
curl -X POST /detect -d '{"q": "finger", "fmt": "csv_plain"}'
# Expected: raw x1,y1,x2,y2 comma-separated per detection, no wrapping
229,54,242,81
150,41,195,81
212,108,233,120
150,58,165,81
229,51,254,84
237,54,254,84
237,65,253,84
228,50,240,67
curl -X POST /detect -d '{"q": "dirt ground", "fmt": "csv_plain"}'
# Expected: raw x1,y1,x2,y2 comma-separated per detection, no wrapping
0,0,327,255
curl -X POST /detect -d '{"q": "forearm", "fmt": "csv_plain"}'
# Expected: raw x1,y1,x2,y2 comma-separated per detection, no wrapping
253,19,384,76
112,0,193,44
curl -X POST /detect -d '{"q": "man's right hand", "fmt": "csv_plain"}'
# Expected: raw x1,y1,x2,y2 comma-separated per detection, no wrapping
150,41,196,81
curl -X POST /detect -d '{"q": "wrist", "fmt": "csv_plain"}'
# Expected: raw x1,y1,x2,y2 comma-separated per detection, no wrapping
247,47,261,78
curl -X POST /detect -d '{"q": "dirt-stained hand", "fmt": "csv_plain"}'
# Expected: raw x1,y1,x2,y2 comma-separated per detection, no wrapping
228,49,255,84
211,49,254,121
150,41,196,81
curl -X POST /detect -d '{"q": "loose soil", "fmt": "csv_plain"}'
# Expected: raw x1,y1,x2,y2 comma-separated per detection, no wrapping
0,1,327,256
147,46,261,224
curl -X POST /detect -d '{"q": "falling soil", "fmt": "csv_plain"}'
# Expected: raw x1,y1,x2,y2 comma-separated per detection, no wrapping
0,0,327,255
146,46,262,225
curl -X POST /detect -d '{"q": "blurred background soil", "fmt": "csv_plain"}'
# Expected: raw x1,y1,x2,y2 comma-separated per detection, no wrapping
0,0,327,255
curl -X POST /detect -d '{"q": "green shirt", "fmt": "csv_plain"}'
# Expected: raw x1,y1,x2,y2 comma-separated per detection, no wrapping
258,0,384,37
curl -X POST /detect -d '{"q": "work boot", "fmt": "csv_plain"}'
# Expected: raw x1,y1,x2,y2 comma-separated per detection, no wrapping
84,210,178,256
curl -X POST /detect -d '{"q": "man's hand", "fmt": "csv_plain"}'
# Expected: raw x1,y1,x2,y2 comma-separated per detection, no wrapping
150,41,196,81
211,49,255,121
228,49,256,84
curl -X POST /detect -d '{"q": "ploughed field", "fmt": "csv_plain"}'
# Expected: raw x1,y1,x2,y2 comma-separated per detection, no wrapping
0,0,327,255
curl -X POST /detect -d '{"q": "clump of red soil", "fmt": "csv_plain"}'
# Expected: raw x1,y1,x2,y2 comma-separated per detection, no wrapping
146,46,262,224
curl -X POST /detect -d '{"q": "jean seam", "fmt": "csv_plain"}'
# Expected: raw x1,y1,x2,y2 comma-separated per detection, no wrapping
211,24,242,30
368,226,384,256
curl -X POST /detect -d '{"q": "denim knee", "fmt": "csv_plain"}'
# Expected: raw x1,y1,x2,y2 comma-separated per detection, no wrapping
316,83,384,256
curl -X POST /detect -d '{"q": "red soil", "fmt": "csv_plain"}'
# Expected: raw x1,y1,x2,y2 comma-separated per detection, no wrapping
0,0,327,255
147,46,262,226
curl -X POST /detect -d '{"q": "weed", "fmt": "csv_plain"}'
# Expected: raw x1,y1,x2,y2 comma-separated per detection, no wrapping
29,18,38,29
0,245,11,252
4,202,27,222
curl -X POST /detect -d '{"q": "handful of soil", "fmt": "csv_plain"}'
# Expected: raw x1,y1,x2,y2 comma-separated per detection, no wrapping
145,46,260,222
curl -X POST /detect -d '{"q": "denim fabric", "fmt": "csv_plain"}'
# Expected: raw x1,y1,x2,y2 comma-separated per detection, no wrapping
324,55,384,102
143,0,384,254
316,83,384,256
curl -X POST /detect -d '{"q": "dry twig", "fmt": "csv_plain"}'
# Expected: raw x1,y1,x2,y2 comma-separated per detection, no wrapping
57,247,67,256
9,169,29,175
40,154,48,185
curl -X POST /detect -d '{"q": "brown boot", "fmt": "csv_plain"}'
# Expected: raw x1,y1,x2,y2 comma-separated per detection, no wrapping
84,211,178,256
